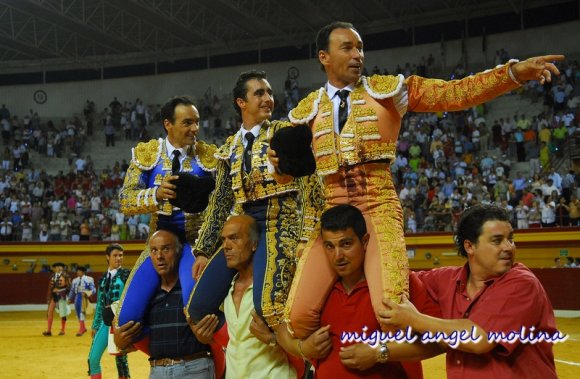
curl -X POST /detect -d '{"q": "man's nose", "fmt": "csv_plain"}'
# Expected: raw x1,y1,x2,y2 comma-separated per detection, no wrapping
333,248,344,260
190,122,199,133
502,239,515,250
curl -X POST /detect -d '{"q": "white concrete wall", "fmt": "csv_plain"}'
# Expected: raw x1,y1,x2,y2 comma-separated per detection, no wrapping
2,21,579,120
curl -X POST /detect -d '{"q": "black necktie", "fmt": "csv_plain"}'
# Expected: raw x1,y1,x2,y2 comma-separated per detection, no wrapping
243,133,255,173
105,272,111,291
171,150,181,174
337,89,350,132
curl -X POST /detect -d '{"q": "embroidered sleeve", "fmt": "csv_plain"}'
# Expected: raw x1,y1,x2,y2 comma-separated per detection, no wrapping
118,161,159,215
297,174,326,242
194,159,235,257
405,62,521,113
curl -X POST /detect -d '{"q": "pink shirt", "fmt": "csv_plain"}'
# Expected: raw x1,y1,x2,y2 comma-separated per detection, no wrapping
417,263,557,379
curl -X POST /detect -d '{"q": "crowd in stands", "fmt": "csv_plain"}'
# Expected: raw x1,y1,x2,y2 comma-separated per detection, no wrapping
0,162,154,243
0,58,579,242
553,256,580,268
393,59,580,232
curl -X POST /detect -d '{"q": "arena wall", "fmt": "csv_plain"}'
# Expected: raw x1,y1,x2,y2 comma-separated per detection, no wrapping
1,228,578,308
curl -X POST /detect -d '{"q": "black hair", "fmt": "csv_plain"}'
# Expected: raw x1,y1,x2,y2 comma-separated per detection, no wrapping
320,204,367,241
454,204,510,258
105,244,124,256
160,96,195,131
232,70,268,118
315,21,357,70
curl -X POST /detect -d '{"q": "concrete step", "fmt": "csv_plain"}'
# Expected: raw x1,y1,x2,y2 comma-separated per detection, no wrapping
27,132,135,173
486,94,545,122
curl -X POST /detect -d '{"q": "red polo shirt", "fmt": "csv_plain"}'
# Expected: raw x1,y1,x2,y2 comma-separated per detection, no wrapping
315,272,441,379
417,263,557,379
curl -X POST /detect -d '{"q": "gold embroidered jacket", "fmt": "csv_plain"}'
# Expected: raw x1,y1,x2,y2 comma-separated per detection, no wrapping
118,138,218,244
289,62,521,176
194,120,325,257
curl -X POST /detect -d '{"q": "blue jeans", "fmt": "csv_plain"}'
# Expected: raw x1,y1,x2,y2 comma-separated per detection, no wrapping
149,357,214,379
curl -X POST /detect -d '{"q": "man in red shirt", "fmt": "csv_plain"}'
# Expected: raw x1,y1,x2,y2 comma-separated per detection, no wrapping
380,204,558,379
276,204,440,378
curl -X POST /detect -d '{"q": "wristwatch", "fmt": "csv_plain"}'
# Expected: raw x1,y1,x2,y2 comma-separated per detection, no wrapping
376,342,390,363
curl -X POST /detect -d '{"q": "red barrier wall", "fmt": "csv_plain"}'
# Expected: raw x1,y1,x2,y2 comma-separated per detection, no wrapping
1,269,579,310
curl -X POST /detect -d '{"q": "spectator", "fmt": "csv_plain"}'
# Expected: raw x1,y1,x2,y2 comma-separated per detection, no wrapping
0,216,13,241
564,257,577,268
555,196,570,226
569,195,580,226
540,197,556,227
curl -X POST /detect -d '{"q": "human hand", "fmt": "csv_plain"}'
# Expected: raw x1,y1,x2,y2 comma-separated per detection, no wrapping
266,147,279,169
302,325,332,359
378,296,419,331
155,175,179,201
267,146,293,184
249,310,274,345
339,343,378,371
511,55,565,85
187,314,218,344
192,255,208,281
113,320,141,351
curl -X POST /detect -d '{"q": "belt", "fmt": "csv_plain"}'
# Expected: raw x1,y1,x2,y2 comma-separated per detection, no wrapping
149,351,212,367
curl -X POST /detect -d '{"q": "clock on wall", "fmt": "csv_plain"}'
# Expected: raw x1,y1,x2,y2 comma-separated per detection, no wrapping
33,89,47,104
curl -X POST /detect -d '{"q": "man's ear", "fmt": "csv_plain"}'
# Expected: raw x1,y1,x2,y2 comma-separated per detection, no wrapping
235,97,246,112
319,50,329,67
464,239,475,257
162,118,172,132
362,233,370,250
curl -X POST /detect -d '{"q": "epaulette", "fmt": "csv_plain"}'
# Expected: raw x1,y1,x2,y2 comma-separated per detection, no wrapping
362,74,404,100
288,88,324,125
131,138,162,171
194,140,219,172
216,134,237,161
269,119,292,135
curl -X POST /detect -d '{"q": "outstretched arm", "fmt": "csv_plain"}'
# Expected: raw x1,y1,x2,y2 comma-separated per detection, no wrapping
511,55,565,85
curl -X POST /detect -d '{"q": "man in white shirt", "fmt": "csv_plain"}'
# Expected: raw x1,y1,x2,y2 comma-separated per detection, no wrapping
191,215,297,379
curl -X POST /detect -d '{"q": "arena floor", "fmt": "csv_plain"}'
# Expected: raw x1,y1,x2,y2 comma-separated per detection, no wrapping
1,311,578,378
